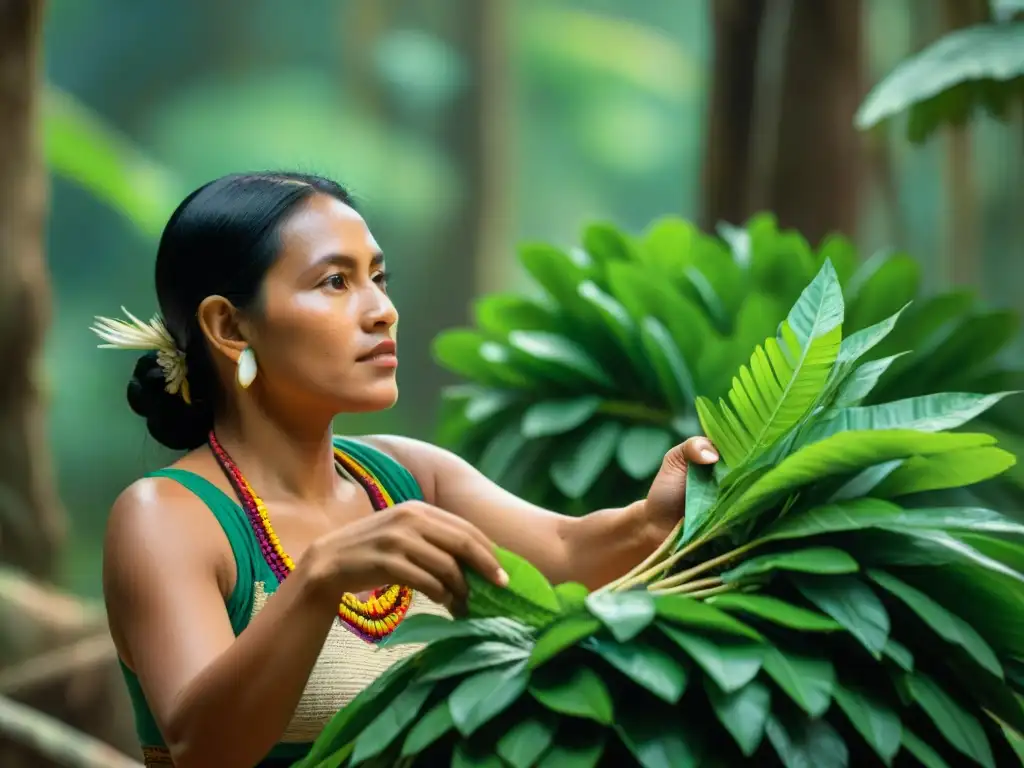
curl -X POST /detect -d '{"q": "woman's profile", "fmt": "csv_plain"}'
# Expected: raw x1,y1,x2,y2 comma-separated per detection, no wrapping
93,171,719,768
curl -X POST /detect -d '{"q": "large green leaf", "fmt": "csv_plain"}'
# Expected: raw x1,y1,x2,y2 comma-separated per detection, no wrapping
794,575,890,656
704,678,771,757
856,22,1024,143
350,681,433,764
721,547,859,582
761,647,835,718
529,663,614,724
522,397,601,438
466,547,560,627
905,672,996,768
585,635,690,703
695,261,844,469
659,624,765,693
43,86,182,237
448,661,530,736
832,682,902,765
867,569,1002,678
765,709,849,768
706,594,842,632
550,420,623,499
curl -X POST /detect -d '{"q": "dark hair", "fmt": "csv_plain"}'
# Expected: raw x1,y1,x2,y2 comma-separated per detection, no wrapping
127,172,355,451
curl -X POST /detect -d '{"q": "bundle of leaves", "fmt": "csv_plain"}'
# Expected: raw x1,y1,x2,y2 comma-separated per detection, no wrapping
434,214,1023,514
297,261,1024,768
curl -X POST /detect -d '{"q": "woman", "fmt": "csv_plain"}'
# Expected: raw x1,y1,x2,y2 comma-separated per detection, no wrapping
94,172,719,768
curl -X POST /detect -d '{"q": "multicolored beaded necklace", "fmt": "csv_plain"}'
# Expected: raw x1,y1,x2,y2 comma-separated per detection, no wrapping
207,430,413,644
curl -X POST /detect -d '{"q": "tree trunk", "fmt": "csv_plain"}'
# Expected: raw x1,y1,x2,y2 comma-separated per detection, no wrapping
700,0,767,232
0,0,62,579
939,0,989,288
702,0,866,244
750,0,865,244
400,0,504,424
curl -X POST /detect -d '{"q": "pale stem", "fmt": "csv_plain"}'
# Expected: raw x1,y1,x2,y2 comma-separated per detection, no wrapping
597,516,685,595
653,582,737,598
650,540,758,591
612,536,708,592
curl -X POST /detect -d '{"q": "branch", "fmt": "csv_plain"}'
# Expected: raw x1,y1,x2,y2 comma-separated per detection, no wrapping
0,694,141,768
0,632,116,696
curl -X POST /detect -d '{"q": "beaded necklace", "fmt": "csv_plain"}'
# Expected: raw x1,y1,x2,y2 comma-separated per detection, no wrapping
207,431,413,644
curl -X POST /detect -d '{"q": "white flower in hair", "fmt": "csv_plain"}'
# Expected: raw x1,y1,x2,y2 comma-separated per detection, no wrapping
91,306,191,403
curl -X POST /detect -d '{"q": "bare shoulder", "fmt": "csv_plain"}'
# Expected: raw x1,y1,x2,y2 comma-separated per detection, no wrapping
104,475,235,617
352,435,471,505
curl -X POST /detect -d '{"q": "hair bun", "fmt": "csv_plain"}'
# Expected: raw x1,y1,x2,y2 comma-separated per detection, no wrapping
127,352,211,451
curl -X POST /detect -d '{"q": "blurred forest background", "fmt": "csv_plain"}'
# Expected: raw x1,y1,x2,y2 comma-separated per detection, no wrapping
1,0,1022,765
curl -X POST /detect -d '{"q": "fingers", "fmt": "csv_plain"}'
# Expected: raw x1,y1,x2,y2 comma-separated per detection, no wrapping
680,436,719,465
377,555,452,609
393,503,508,588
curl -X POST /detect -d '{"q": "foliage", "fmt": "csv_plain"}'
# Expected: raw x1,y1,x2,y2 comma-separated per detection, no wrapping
299,261,1024,767
432,213,1024,515
43,85,183,237
856,15,1024,143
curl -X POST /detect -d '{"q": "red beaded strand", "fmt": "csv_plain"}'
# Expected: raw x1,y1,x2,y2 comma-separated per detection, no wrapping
207,431,412,643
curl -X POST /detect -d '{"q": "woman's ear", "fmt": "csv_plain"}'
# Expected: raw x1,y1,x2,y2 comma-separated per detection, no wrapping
197,295,250,363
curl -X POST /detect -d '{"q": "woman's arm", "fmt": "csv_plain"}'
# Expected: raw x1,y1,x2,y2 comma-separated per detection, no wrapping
105,476,503,768
363,435,718,590
105,478,340,768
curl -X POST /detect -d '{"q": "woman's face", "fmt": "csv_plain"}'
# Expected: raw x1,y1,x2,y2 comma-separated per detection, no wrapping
245,193,399,416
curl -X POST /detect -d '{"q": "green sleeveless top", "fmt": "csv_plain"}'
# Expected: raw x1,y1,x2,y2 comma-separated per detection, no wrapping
118,437,431,767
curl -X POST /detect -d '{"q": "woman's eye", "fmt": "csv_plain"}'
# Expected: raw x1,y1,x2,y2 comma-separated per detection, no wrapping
325,274,347,290
373,271,390,291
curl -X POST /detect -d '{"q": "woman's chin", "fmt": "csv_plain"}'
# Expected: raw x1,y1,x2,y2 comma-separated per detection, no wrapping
344,384,399,413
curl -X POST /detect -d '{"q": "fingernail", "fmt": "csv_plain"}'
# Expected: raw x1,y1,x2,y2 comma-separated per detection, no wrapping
701,449,719,462
496,569,509,587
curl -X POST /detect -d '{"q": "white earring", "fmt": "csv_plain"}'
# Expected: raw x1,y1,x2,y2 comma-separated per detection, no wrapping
237,347,257,389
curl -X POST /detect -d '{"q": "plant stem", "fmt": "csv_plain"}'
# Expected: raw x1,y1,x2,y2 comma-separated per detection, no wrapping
598,516,685,594
612,536,709,592
649,541,758,591
653,583,737,598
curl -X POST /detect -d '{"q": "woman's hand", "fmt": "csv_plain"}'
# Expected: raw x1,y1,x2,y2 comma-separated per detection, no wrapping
643,436,720,540
300,501,508,613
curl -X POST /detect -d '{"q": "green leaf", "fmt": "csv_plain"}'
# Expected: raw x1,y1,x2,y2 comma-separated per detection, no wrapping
452,742,506,768
420,641,531,682
765,710,849,768
884,638,915,672
711,431,997,539
583,221,635,265
474,293,561,336
704,678,771,757
350,681,434,764
804,392,1017,446
448,660,529,736
762,646,835,717
681,463,719,544
586,635,690,703
758,498,1024,546
466,547,560,626
831,354,907,409
617,426,673,480
578,280,653,381
855,23,1024,143
696,317,842,470
606,260,712,365
535,727,606,768
477,423,528,484
867,569,1002,678
833,682,902,765
530,663,614,724
639,317,698,411
795,575,890,656
385,615,531,649
706,594,842,632
654,594,764,640
659,624,765,693
906,672,995,768
434,331,533,388
508,331,614,388
522,397,601,438
845,253,920,332
530,614,602,669
873,446,1018,498
585,590,656,642
496,711,558,768
550,420,623,499
835,303,909,368
827,460,904,502
400,698,455,756
901,729,953,768
553,582,590,612
519,243,590,310
43,86,182,237
721,547,859,582
616,698,703,768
